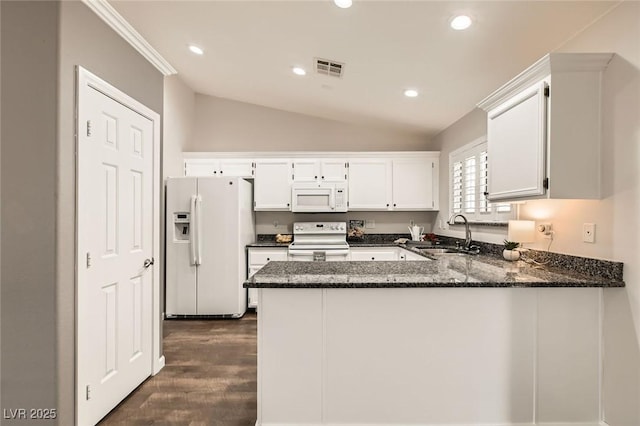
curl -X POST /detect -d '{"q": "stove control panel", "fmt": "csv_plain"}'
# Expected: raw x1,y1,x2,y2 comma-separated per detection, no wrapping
293,222,347,234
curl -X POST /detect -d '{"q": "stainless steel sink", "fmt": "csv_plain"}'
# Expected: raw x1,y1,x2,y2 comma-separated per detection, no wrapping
419,247,461,255
419,246,480,256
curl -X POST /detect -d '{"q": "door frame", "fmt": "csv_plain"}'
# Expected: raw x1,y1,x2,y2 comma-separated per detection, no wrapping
75,66,164,419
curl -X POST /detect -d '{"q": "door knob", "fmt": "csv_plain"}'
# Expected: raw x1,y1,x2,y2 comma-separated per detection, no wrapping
143,258,155,269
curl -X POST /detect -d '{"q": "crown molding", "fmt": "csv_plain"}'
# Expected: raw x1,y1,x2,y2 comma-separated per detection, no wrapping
81,0,177,76
477,53,613,112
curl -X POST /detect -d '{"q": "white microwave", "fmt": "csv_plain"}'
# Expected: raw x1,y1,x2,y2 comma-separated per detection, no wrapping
291,182,348,213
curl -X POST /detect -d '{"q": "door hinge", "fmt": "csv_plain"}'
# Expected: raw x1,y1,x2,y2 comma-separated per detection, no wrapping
86,120,92,137
347,201,350,207
344,174,347,179
543,178,549,189
292,174,295,180
544,86,550,97
346,162,350,168
86,385,91,401
432,162,434,168
432,200,435,207
86,252,92,268
253,201,256,207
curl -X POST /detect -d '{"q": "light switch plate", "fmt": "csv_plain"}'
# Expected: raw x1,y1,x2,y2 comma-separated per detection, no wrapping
583,223,595,243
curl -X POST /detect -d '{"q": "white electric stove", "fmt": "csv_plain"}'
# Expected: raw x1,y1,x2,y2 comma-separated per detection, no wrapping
288,222,350,261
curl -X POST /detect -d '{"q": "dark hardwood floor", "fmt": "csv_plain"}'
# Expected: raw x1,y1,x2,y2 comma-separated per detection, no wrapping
99,312,257,426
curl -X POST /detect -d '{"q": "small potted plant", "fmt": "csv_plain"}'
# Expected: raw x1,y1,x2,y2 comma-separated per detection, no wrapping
503,240,521,261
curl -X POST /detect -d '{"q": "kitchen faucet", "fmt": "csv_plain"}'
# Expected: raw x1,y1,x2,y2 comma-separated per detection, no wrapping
449,214,479,254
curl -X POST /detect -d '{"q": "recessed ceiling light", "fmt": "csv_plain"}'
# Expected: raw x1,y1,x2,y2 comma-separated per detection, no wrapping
292,67,307,76
334,0,353,9
450,15,472,30
189,45,204,55
404,89,418,98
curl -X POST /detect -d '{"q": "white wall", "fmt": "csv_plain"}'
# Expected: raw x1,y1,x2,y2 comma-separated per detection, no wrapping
163,75,195,178
190,93,430,152
0,2,166,424
256,211,436,236
431,3,640,424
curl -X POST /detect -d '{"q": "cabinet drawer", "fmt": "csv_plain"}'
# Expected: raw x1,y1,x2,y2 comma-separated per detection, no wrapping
249,248,288,265
350,248,398,261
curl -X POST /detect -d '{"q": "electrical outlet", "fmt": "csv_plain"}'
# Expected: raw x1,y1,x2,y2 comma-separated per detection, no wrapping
583,223,595,243
537,223,553,239
365,220,375,229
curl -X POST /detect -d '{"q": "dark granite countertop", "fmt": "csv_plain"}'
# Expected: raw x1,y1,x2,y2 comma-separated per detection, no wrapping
244,253,625,289
246,241,291,248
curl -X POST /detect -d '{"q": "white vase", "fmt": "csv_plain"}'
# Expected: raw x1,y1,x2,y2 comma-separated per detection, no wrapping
502,249,520,261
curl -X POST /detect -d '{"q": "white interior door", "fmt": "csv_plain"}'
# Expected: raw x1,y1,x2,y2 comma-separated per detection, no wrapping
77,83,154,425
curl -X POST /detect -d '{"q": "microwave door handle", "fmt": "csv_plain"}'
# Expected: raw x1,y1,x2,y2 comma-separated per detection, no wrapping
330,190,336,210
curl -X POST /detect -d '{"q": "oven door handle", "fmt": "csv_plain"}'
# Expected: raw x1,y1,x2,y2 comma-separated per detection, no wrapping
288,249,350,256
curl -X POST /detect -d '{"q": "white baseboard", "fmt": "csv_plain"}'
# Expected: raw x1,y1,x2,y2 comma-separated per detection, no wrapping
257,422,602,426
153,355,165,375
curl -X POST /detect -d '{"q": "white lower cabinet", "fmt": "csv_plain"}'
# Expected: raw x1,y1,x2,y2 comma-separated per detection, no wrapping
349,247,399,261
247,247,288,309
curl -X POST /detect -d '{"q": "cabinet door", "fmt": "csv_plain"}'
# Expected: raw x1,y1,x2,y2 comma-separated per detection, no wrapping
247,267,262,309
320,159,347,182
347,159,392,210
248,248,289,265
254,160,293,210
392,158,437,210
184,159,219,177
350,247,399,261
219,159,254,178
247,248,288,309
488,81,547,200
292,159,320,183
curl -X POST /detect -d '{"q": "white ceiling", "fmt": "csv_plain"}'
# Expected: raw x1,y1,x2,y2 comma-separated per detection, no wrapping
110,0,618,138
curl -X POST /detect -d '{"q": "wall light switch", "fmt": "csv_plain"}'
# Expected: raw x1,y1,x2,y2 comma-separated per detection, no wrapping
583,223,595,243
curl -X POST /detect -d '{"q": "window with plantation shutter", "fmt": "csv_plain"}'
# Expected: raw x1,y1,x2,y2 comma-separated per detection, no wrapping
449,138,513,222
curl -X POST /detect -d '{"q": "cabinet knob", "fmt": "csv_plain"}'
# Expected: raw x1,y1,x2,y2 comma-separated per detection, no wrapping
220,171,223,174
371,257,375,260
214,171,217,174
322,176,325,179
267,257,270,261
483,191,489,196
386,203,389,207
393,203,396,207
315,175,317,179
287,203,290,207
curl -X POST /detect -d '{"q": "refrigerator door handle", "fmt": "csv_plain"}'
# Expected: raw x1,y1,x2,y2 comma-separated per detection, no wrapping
190,195,198,265
195,194,203,265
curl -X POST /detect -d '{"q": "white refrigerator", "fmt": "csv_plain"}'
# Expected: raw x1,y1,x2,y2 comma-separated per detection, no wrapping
166,177,255,317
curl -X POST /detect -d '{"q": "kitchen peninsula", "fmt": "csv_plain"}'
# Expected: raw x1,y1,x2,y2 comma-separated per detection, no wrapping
245,254,623,426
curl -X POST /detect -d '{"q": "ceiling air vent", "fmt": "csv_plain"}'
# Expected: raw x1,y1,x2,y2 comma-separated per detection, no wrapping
315,58,344,78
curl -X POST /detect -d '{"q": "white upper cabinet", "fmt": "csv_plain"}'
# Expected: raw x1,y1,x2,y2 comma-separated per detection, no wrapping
392,157,439,210
292,159,347,183
320,159,348,182
347,159,393,210
184,158,254,178
254,159,292,211
478,53,613,201
218,159,254,177
184,152,440,211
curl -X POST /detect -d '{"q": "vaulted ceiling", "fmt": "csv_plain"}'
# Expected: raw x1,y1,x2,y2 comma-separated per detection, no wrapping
111,0,619,137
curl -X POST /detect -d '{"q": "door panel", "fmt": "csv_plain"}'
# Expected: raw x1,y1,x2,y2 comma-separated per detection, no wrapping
196,178,245,315
165,178,198,315
78,86,154,425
